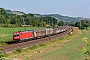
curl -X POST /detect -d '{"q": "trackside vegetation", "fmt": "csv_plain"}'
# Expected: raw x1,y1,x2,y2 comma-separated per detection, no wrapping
82,37,90,60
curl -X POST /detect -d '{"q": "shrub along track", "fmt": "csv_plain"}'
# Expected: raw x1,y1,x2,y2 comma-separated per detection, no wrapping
0,27,73,53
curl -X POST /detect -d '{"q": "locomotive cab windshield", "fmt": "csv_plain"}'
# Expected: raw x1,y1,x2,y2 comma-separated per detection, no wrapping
14,34,19,37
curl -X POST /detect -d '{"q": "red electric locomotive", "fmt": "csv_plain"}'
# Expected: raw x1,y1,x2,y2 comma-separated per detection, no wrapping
13,30,34,42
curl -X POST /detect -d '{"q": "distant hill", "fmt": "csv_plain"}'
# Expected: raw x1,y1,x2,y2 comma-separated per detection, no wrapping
34,14,89,23
5,9,90,23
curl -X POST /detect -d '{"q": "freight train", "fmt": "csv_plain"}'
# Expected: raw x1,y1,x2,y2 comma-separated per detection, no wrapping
13,26,70,42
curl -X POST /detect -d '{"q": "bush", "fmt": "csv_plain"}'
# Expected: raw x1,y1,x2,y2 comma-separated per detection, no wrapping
47,26,52,28
13,49,22,54
0,49,6,58
81,26,85,30
82,37,90,59
59,37,64,40
39,44,46,47
28,45,38,50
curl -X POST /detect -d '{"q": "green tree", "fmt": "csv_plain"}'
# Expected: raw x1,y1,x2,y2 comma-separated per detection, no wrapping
40,17,58,27
58,20,64,26
0,8,8,18
0,8,9,26
0,15,5,24
83,23,89,30
80,25,85,30
81,20,90,30
10,17,16,24
75,22,80,27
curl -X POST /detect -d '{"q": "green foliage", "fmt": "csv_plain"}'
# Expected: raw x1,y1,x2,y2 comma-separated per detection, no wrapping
47,26,52,28
39,44,46,47
40,17,58,27
58,20,64,26
13,49,22,54
59,37,64,40
75,20,90,30
28,45,38,50
83,23,89,30
0,8,8,18
16,49,22,53
75,22,80,27
0,49,6,58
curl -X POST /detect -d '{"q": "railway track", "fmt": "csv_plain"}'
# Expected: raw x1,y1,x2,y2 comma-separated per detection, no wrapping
0,27,73,53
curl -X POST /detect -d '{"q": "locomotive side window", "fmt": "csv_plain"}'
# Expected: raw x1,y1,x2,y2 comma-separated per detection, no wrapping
14,34,19,37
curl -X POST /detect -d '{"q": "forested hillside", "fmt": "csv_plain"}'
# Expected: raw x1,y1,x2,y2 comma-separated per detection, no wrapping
0,8,58,27
34,14,90,23
34,14,80,22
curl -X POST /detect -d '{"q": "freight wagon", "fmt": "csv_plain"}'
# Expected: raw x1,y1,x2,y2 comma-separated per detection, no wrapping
44,28,53,36
53,28,60,34
34,29,46,38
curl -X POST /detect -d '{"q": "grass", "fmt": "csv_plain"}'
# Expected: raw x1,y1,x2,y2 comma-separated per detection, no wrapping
38,36,85,60
0,27,44,46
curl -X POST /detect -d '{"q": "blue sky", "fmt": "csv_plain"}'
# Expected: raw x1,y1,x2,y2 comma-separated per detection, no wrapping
0,0,90,18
